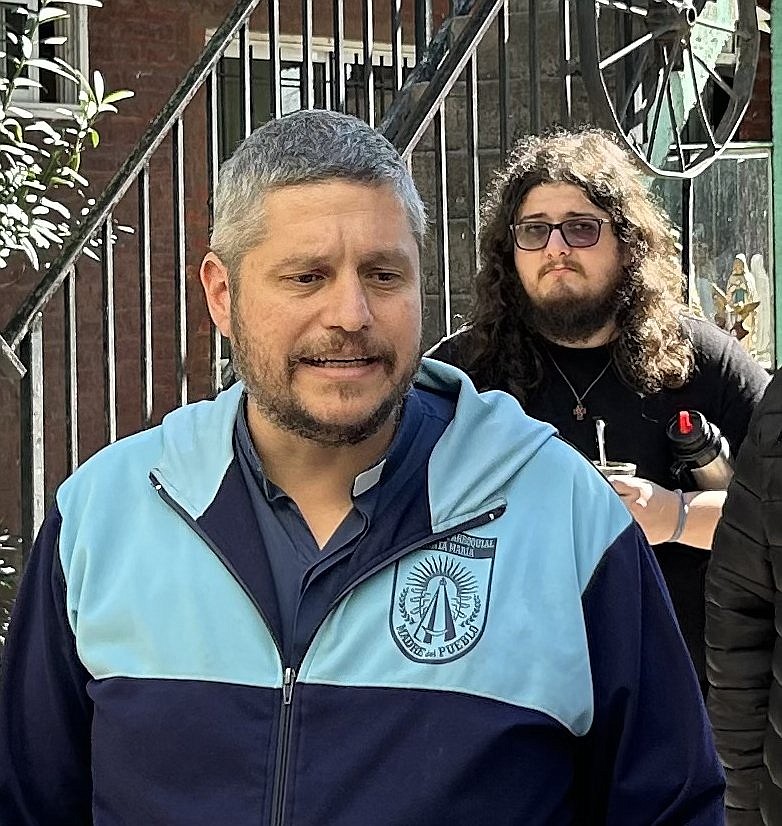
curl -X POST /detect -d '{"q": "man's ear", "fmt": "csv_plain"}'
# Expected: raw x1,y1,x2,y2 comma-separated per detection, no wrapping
200,252,232,338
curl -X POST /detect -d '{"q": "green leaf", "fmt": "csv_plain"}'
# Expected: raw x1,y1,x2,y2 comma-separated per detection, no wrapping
88,128,98,148
54,57,90,89
25,121,61,141
92,70,104,103
53,0,103,7
38,7,70,23
25,58,79,83
21,35,32,60
40,197,70,218
10,77,44,90
6,105,34,119
101,89,134,104
19,237,39,270
41,36,68,46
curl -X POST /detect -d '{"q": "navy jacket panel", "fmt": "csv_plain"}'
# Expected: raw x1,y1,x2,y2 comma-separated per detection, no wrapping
89,678,275,824
579,521,725,825
286,687,576,826
0,506,93,824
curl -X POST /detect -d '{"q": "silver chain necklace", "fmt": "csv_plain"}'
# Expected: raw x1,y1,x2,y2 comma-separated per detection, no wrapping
545,350,613,421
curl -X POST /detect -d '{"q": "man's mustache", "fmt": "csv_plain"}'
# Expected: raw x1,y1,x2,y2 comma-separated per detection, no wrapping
539,259,585,277
289,333,396,367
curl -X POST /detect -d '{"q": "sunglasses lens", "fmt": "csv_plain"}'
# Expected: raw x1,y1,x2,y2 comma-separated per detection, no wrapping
515,223,550,250
561,219,600,247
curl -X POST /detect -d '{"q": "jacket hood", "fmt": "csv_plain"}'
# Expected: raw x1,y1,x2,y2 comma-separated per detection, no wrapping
416,358,556,529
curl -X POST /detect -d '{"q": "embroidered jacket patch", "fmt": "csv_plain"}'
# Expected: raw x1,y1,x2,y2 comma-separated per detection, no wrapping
390,532,496,663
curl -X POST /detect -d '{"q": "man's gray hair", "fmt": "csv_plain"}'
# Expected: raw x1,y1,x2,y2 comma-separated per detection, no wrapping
210,109,427,275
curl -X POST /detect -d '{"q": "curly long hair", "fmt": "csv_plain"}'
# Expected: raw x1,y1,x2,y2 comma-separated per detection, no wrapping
466,127,694,404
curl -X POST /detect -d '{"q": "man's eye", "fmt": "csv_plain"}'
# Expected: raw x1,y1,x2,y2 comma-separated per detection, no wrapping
292,273,322,284
372,271,399,282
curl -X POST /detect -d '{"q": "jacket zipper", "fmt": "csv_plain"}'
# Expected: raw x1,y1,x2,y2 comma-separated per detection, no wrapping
275,506,504,823
150,473,297,825
270,666,296,826
151,472,503,825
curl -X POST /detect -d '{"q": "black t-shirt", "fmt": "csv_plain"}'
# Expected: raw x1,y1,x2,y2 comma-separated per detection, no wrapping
428,316,770,687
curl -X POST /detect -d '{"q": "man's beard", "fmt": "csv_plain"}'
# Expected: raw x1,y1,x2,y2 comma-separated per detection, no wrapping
230,315,420,447
520,261,628,344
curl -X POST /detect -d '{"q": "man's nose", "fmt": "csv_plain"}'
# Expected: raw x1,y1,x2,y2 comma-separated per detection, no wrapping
323,274,372,331
545,226,571,255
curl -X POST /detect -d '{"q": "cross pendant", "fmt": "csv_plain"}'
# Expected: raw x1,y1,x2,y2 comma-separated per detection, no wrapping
573,402,587,421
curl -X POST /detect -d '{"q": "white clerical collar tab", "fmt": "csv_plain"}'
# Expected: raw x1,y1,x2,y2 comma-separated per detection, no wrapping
352,459,386,497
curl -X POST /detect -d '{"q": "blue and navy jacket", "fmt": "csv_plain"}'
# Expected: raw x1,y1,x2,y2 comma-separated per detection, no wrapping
0,359,724,825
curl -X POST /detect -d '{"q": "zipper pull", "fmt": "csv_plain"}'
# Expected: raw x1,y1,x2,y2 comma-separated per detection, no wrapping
282,667,296,705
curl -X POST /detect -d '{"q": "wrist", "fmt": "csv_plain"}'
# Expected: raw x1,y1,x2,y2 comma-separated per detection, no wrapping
667,488,689,543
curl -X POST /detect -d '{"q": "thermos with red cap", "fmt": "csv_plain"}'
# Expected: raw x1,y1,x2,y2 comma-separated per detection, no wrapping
666,409,734,490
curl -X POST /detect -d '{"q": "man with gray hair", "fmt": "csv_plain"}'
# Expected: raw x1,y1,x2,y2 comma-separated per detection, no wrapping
0,110,723,824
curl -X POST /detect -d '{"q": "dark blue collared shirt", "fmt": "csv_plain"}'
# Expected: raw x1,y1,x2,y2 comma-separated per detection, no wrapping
234,387,454,662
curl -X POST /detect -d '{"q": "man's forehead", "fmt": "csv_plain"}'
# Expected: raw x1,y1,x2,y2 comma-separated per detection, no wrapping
518,181,604,217
262,179,401,210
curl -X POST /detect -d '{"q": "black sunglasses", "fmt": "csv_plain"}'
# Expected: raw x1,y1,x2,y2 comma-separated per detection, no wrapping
510,217,611,251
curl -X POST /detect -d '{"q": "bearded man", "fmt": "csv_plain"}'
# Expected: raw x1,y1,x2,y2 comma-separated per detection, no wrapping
0,113,725,824
429,127,770,695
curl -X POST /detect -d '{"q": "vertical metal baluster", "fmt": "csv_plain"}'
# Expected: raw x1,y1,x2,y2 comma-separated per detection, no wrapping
377,54,386,118
19,315,45,563
434,105,451,337
207,68,223,396
681,177,693,302
415,0,433,63
63,265,79,472
173,118,188,407
301,0,314,109
269,0,281,118
559,0,572,126
465,52,480,272
391,0,402,94
362,0,374,126
528,0,540,134
102,219,117,443
138,165,153,427
332,0,345,111
239,20,252,135
353,54,361,116
498,0,509,159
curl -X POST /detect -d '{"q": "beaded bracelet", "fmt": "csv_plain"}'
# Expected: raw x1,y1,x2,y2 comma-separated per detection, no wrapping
668,489,689,543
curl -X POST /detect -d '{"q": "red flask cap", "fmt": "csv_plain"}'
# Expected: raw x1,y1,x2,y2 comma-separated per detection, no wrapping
678,410,693,435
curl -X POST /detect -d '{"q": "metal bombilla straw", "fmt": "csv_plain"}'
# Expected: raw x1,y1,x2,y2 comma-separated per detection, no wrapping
595,418,608,468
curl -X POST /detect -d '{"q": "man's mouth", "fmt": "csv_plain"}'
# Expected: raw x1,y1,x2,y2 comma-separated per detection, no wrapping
545,264,579,272
540,263,583,278
298,356,379,367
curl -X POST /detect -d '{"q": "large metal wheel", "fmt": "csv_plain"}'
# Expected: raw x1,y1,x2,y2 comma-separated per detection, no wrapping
578,0,760,178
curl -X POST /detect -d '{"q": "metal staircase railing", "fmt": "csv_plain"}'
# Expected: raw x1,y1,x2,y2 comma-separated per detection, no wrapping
1,0,524,559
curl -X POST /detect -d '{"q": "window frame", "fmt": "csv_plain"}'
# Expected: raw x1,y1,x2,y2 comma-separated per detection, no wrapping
212,29,417,112
1,0,89,116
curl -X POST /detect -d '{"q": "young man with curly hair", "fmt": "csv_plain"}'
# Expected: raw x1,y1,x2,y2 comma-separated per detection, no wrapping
429,127,770,693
